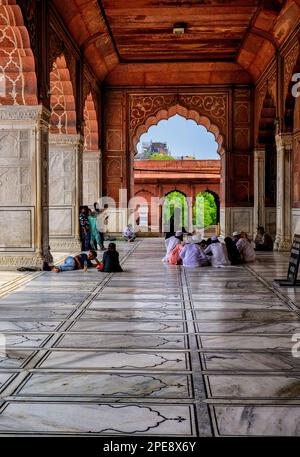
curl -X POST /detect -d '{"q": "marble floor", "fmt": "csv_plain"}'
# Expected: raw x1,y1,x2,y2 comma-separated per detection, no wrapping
0,239,300,436
0,252,77,301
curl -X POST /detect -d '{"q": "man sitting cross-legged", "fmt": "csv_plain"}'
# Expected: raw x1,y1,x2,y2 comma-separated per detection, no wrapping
52,250,100,273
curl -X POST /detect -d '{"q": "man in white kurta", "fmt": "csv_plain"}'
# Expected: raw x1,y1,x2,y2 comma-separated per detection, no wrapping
180,242,210,268
233,231,256,263
204,237,231,267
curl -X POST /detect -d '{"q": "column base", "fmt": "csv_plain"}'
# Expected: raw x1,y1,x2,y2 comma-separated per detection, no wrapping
49,238,82,253
0,253,45,271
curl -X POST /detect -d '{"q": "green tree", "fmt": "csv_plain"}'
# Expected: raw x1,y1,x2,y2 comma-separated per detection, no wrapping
151,153,175,160
194,192,217,228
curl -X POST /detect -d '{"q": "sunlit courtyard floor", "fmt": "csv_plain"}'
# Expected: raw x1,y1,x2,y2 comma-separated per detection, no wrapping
0,239,299,436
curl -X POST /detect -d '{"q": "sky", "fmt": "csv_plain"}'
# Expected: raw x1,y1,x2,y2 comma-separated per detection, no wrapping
136,114,219,159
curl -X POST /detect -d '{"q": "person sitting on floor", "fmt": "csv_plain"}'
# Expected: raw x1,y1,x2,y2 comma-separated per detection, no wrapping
204,236,230,267
97,242,123,272
180,236,210,268
163,231,183,262
168,240,184,265
224,237,243,265
52,251,99,273
123,224,136,242
199,239,208,250
255,226,273,251
233,231,256,263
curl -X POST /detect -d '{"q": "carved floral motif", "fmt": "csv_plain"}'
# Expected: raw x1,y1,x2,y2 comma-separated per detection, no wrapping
130,93,227,138
284,41,300,101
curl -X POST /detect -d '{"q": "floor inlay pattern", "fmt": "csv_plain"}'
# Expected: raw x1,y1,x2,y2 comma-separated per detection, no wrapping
0,239,299,436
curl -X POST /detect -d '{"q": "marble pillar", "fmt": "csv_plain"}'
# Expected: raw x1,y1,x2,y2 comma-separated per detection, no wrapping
82,150,101,207
49,134,83,252
253,147,265,234
0,105,50,269
220,207,253,239
274,133,293,251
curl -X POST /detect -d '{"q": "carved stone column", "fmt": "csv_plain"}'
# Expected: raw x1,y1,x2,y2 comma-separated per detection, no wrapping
253,147,265,233
49,134,83,252
83,149,102,207
0,105,50,269
274,133,293,251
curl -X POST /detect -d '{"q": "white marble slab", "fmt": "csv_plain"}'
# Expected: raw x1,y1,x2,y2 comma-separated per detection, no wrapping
0,402,196,435
199,335,294,350
39,350,190,371
0,321,60,333
191,300,286,310
89,300,183,309
81,309,184,320
56,333,187,349
0,350,33,368
206,374,300,398
70,320,185,333
194,309,296,320
202,352,300,372
0,372,15,389
195,321,300,334
0,308,74,319
214,405,300,436
18,373,191,398
2,334,49,348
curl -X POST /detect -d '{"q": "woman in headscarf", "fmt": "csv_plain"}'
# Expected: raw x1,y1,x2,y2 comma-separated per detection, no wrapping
87,208,102,250
97,243,123,273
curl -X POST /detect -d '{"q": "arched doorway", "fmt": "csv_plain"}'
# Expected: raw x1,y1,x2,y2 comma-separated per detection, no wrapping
162,190,189,234
133,111,221,235
194,190,220,236
256,91,277,238
83,91,101,206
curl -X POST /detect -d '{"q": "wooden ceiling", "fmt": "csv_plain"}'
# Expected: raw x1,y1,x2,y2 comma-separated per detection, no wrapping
101,0,261,62
52,0,300,85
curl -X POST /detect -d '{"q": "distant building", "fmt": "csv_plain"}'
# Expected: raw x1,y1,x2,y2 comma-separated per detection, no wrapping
136,141,170,159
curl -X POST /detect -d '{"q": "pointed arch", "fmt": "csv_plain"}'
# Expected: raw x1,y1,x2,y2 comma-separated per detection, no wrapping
49,54,76,134
162,189,189,231
83,92,99,151
132,104,225,156
0,0,37,105
194,189,219,228
258,91,276,146
258,91,277,208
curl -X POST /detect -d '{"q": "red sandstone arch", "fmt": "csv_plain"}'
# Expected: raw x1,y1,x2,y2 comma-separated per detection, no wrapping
83,92,99,151
258,91,276,146
49,54,76,134
258,91,277,208
0,0,37,105
133,105,225,156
